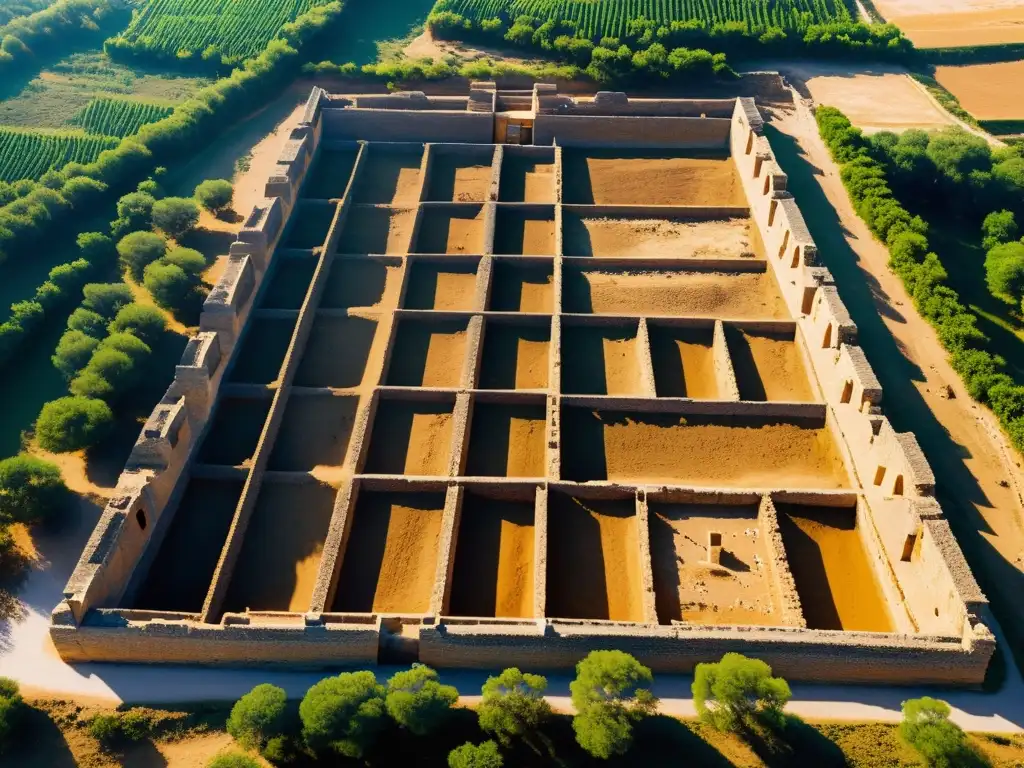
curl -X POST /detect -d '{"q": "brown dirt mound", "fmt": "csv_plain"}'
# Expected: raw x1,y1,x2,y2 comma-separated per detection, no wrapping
489,261,554,313
466,402,546,477
386,319,468,388
364,400,454,476
479,324,550,390
649,326,718,399
726,328,814,402
546,494,643,621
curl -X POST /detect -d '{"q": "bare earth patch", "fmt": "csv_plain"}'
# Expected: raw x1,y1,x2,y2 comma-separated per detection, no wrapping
873,0,1024,46
935,62,1024,120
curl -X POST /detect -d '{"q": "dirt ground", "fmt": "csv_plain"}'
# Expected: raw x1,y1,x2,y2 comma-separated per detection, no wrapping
286,203,335,250
448,494,535,618
499,156,554,202
488,260,554,312
353,149,424,204
648,502,782,626
260,256,316,310
197,397,271,466
562,267,788,319
294,314,379,389
776,503,893,632
546,494,644,621
935,62,1024,120
561,151,745,206
403,259,479,310
561,409,850,488
364,400,454,475
466,402,546,477
494,210,556,255
386,319,468,387
321,257,404,309
267,394,357,471
648,325,719,398
223,479,337,613
303,147,359,200
564,215,759,259
873,0,1024,46
427,156,493,202
561,325,645,395
228,316,295,385
415,206,486,253
339,206,416,254
479,323,550,390
726,327,815,402
333,491,444,613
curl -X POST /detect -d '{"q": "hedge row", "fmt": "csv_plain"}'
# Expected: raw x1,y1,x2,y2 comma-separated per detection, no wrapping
816,106,1024,453
920,42,1024,66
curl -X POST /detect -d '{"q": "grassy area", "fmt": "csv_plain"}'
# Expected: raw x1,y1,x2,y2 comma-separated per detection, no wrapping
307,0,436,65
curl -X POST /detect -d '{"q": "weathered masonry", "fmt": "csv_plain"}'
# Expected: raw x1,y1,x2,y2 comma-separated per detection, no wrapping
51,83,996,686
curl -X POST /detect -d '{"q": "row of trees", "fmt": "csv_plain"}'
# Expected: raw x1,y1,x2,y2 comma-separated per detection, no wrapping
817,106,1024,453
0,0,122,79
981,210,1024,311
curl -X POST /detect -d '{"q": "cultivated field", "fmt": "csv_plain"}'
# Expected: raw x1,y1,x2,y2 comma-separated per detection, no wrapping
935,61,1024,122
872,0,1024,46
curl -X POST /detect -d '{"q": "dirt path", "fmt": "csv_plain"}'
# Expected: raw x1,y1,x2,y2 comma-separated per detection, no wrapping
766,98,1024,662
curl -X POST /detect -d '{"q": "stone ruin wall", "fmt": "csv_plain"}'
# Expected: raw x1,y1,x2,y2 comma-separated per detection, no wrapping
50,86,996,686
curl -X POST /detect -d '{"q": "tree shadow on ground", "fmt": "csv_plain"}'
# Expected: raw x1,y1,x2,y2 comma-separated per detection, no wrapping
743,715,848,768
181,227,235,264
2,703,79,768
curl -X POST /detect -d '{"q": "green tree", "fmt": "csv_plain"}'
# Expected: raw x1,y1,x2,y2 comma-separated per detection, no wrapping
164,246,206,275
97,332,151,365
981,209,1017,251
448,740,503,768
77,232,116,264
985,241,1024,305
82,283,133,319
108,303,166,345
36,396,113,452
299,671,386,758
207,754,262,768
111,190,156,237
151,197,200,238
53,330,100,379
0,677,23,755
692,652,791,732
570,650,657,758
900,697,971,768
0,454,67,524
117,231,167,280
67,308,107,338
477,668,552,747
385,664,458,736
71,347,140,400
195,179,234,213
144,261,193,311
227,684,288,751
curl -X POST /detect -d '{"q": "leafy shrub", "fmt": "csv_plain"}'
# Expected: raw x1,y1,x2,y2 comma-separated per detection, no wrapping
570,650,657,758
900,697,970,768
207,753,262,768
448,740,503,768
67,308,108,338
385,664,458,736
97,331,151,364
110,190,156,237
143,261,192,310
195,179,234,212
985,241,1024,305
117,231,167,280
36,396,114,452
0,453,67,524
300,671,386,758
82,283,134,319
982,209,1017,251
107,303,166,345
71,347,140,400
151,196,199,238
163,246,206,275
89,710,152,748
227,683,288,751
693,652,791,732
0,678,24,755
477,668,551,748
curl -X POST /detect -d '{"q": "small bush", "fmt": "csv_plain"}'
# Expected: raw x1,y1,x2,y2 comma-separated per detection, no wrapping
195,179,234,212
73,347,140,399
477,668,551,748
570,650,657,758
300,671,386,758
88,710,151,748
36,396,113,452
67,308,108,338
448,740,503,768
151,197,200,238
164,246,206,275
982,209,1017,250
693,652,791,732
207,752,262,768
227,683,288,751
117,231,167,281
144,261,193,311
108,303,166,345
0,684,24,755
900,697,971,768
985,241,1024,305
82,283,134,319
0,678,19,700
53,330,101,379
0,454,67,524
386,664,458,736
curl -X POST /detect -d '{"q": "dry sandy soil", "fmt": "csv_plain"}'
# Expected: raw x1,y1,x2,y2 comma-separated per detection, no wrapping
873,0,1024,46
354,150,424,205
364,400,455,475
479,324,550,390
415,207,486,254
564,216,759,259
427,157,492,202
649,326,719,398
494,210,556,255
935,62,1024,121
404,260,479,310
339,206,417,254
466,403,546,477
499,156,554,202
561,325,646,396
726,328,815,402
489,261,553,312
386,320,468,387
322,257,404,309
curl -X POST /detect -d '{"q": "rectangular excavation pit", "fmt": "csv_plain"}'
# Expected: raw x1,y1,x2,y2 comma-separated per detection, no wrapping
294,315,379,389
285,202,336,249
402,258,480,311
725,325,814,402
488,259,553,313
332,489,445,613
648,499,782,626
132,477,245,612
222,478,338,613
321,257,403,310
560,407,850,488
426,148,494,202
546,492,644,621
351,145,424,204
448,488,536,618
260,256,316,310
561,149,745,206
648,323,718,399
197,396,271,466
385,316,469,388
499,150,555,203
776,503,893,632
560,321,646,396
267,394,358,472
337,206,416,254
465,398,547,478
303,147,358,199
413,205,485,254
562,264,787,319
479,320,550,390
228,316,296,385
493,207,556,255
563,211,761,259
362,396,456,476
